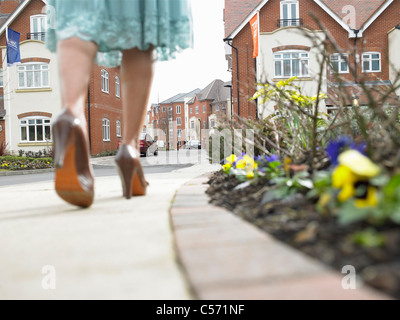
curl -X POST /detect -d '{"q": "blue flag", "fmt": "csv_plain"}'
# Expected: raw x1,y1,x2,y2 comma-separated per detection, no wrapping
7,28,21,67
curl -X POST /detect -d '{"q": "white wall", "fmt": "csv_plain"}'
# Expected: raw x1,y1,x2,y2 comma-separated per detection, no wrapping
2,40,61,153
257,27,327,118
389,28,400,97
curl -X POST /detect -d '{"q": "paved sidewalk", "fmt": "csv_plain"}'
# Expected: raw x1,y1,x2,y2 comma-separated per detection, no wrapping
170,175,393,300
0,156,220,299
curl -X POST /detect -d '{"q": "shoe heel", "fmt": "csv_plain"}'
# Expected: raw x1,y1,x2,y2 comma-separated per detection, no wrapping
115,144,147,199
53,118,73,168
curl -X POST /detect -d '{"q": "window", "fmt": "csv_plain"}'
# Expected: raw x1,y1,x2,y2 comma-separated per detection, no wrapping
210,119,216,128
330,54,349,73
176,105,181,114
115,76,120,98
20,117,51,142
177,117,182,126
18,63,49,89
177,129,182,138
190,121,195,129
30,15,46,41
362,52,381,73
162,118,167,124
196,106,199,114
101,69,109,93
280,0,299,27
162,107,166,112
116,120,121,137
190,108,193,114
203,105,206,113
274,51,309,78
102,118,110,141
0,69,3,87
215,105,220,112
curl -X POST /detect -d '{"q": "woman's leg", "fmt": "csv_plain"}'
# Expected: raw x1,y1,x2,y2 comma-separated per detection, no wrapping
120,47,155,148
57,37,98,134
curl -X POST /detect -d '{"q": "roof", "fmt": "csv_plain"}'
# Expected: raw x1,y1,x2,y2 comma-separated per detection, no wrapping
0,0,48,36
224,0,263,38
187,79,231,104
319,0,387,30
159,88,200,104
224,0,394,39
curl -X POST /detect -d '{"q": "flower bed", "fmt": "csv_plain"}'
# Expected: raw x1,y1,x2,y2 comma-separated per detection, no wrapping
0,156,54,171
207,144,400,299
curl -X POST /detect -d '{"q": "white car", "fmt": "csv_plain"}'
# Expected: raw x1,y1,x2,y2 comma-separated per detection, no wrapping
187,140,201,149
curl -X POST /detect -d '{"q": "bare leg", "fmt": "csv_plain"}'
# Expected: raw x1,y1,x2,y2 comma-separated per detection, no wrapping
120,47,155,148
57,37,98,135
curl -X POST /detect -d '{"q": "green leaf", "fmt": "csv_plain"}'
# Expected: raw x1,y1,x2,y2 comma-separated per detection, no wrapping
351,228,386,248
384,174,400,197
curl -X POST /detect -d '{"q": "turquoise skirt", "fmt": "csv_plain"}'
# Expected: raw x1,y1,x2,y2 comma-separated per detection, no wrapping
45,0,193,67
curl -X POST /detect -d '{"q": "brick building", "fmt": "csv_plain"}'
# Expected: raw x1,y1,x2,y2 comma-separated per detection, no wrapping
0,0,122,155
147,79,231,149
224,0,400,118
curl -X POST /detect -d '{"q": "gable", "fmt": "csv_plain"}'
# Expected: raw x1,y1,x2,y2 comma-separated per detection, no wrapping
225,0,393,39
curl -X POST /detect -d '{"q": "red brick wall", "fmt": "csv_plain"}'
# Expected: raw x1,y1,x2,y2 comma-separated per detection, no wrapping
0,119,5,149
87,65,122,155
229,0,399,117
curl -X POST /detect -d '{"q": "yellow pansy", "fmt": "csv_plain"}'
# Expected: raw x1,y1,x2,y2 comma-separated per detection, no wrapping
235,159,246,169
355,186,378,208
226,154,237,164
338,150,380,178
246,171,255,180
332,150,380,207
222,163,231,171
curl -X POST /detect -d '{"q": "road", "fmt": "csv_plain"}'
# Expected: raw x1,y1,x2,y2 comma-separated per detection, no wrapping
0,150,210,187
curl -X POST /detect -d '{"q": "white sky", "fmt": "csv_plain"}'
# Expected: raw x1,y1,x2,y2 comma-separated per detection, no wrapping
149,0,231,107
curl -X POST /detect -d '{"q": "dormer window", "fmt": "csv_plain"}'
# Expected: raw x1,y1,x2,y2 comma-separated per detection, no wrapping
279,0,300,27
29,15,47,41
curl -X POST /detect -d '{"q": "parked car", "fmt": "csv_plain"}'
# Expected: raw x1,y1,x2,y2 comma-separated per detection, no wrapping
187,140,201,149
140,133,158,157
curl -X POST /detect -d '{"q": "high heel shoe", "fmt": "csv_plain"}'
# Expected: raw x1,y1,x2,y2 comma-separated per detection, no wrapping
115,144,148,199
53,109,94,208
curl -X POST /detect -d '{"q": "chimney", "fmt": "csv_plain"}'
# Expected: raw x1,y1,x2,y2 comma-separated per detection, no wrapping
0,0,23,15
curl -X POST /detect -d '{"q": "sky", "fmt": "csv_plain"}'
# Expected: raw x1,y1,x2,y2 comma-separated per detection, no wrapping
149,0,231,107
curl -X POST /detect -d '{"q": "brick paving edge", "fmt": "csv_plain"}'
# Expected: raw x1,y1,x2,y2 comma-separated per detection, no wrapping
169,173,393,300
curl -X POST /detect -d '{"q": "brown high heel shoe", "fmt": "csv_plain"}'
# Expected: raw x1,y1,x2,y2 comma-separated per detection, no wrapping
115,144,148,199
53,109,94,208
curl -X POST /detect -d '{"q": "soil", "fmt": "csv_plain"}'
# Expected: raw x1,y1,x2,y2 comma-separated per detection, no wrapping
206,170,400,299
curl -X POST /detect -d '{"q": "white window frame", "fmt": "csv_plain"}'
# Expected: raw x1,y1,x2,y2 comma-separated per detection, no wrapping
210,119,216,128
177,117,182,126
102,118,110,141
19,116,51,142
330,53,349,74
0,69,3,87
101,69,109,93
30,14,47,41
116,120,121,137
17,63,50,89
280,0,299,27
274,50,309,78
115,76,120,98
362,52,381,73
190,121,195,129
177,129,182,138
162,107,166,112
203,105,206,113
176,105,181,114
195,106,199,114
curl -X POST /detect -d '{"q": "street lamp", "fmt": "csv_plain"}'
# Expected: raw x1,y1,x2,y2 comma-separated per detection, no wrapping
198,118,201,147
224,84,233,121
